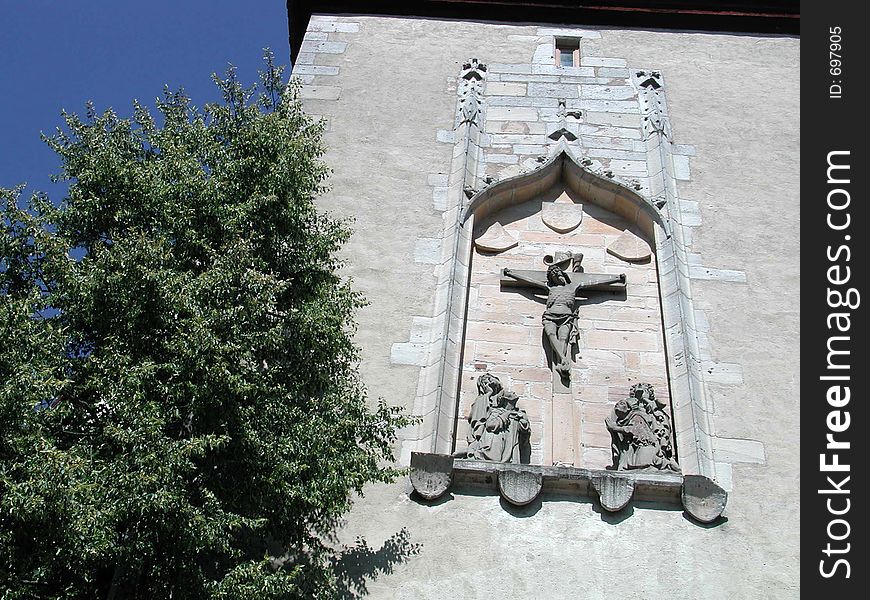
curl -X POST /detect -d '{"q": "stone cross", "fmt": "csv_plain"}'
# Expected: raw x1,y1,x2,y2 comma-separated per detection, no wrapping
500,252,625,391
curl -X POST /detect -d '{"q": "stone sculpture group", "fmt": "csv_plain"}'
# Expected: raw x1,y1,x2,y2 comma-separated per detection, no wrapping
453,375,678,472
606,383,679,472
455,249,678,473
454,373,531,464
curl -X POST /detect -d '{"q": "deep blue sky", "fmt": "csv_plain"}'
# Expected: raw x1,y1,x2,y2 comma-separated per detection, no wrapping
1,1,291,198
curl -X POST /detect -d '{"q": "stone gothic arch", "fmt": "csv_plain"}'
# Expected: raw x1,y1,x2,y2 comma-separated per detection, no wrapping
410,142,725,521
464,144,667,240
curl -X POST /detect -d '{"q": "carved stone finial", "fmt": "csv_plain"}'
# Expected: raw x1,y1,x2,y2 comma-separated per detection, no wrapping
454,374,531,464
547,98,579,142
460,58,487,80
634,69,670,140
642,114,672,140
547,127,578,142
636,69,663,90
458,58,488,126
606,383,680,472
459,85,482,125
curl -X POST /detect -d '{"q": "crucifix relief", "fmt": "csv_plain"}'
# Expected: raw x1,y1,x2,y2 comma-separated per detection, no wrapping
462,177,668,469
501,251,626,391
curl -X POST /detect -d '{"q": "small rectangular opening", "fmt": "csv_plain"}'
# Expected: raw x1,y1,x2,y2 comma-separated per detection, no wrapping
555,38,581,68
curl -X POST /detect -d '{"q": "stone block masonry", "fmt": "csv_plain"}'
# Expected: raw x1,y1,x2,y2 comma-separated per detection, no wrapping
294,15,360,107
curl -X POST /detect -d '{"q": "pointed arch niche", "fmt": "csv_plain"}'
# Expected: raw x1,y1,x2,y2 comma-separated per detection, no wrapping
463,162,667,471
410,147,725,518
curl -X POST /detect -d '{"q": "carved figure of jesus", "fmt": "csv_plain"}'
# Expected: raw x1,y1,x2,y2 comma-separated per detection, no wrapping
503,264,625,380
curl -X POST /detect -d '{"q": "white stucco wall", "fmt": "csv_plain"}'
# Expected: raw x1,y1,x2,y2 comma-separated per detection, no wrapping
298,15,799,599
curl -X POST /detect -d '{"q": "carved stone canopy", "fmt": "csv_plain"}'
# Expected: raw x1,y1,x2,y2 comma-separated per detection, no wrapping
405,53,730,524
463,146,668,241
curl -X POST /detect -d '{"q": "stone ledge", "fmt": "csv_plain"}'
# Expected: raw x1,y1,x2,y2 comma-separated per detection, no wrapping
409,452,726,523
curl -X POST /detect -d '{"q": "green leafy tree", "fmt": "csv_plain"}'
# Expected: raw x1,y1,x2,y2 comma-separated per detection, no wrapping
1,54,411,599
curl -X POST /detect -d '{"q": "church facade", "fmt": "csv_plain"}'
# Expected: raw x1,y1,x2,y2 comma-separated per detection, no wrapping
294,11,799,598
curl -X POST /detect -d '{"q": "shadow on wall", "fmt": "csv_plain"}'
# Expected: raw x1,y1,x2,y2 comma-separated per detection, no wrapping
334,527,422,599
408,486,729,528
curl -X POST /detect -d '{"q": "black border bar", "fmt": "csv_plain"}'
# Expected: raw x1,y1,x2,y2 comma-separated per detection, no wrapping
287,1,798,63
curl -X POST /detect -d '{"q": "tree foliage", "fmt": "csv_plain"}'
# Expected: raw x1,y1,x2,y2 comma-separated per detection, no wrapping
1,53,411,599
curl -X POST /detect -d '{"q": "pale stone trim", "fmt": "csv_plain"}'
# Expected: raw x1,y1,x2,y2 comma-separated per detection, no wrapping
537,27,602,39
295,16,360,98
689,266,747,283
701,361,745,385
399,61,490,457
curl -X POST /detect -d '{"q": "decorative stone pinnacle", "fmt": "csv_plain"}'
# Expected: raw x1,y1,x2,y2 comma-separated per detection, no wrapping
547,98,580,142
636,70,663,89
548,128,578,142
460,58,487,80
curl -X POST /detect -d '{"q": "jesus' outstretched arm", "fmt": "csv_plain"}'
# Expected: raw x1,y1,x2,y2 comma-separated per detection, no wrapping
502,268,549,290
